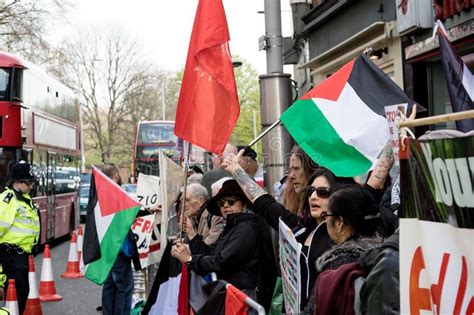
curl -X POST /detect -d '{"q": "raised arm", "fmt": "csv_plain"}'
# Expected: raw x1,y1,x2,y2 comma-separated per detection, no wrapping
366,141,394,190
222,149,266,203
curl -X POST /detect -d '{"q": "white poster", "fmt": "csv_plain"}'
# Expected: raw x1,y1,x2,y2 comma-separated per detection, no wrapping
136,173,161,208
131,214,155,269
278,218,302,314
400,219,474,314
159,151,186,246
384,103,407,166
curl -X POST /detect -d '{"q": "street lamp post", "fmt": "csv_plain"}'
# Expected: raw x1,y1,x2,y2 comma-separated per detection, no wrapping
161,82,166,120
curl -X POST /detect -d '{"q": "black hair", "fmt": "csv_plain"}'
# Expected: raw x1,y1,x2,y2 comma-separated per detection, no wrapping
300,167,338,225
328,184,380,237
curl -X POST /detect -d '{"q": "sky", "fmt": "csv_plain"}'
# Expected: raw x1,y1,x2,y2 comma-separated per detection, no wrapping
56,0,294,75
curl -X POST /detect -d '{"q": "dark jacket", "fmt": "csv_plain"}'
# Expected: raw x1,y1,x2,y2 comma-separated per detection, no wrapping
253,194,332,309
303,236,383,315
358,231,399,315
188,211,260,290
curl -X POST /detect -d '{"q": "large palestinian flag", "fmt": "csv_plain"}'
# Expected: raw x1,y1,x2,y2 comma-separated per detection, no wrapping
82,167,140,285
280,54,417,177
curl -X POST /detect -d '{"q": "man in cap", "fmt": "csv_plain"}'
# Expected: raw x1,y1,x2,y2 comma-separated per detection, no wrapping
0,161,40,314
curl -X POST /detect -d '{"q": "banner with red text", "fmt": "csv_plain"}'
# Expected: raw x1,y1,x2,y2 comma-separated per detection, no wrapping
400,135,474,314
400,219,474,314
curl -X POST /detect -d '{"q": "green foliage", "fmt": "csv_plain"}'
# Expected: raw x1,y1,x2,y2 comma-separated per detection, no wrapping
230,58,261,155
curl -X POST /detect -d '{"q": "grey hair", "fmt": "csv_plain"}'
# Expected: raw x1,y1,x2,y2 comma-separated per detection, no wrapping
187,173,203,184
187,183,209,200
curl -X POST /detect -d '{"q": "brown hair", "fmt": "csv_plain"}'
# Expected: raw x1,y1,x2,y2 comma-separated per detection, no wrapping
100,164,122,185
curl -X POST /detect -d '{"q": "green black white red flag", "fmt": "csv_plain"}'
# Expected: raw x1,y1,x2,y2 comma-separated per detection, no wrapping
82,167,140,285
280,54,418,177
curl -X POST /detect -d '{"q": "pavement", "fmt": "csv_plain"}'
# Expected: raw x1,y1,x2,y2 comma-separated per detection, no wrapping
34,236,102,314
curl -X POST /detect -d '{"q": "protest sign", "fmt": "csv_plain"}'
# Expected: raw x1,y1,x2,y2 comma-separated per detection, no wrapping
131,214,155,268
136,173,161,208
400,135,474,228
400,219,474,314
400,135,474,313
159,151,186,245
278,218,301,314
384,103,407,166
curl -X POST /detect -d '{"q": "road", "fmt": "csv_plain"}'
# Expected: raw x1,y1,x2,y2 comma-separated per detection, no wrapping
34,237,102,314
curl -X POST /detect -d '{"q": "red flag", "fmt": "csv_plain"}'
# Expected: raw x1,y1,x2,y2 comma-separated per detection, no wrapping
174,0,239,154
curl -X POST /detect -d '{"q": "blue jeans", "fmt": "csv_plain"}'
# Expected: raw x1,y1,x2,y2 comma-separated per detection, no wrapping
102,252,134,315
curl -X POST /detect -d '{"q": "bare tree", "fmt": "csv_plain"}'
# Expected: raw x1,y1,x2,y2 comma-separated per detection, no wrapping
58,26,156,164
0,0,72,64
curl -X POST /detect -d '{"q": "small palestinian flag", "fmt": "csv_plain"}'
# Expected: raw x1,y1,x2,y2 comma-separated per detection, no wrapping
82,167,140,285
280,54,417,177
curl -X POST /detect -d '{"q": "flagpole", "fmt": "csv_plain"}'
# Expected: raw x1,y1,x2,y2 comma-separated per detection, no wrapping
397,110,474,128
179,142,191,242
246,119,281,148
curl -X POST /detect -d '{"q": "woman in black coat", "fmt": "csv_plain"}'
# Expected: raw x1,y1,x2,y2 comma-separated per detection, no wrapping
171,179,262,296
221,152,339,310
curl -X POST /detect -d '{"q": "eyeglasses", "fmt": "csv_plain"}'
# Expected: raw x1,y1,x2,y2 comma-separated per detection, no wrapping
20,181,34,186
320,211,337,220
217,198,238,208
306,186,331,198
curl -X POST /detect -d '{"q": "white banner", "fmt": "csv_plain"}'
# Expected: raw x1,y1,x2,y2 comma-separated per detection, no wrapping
278,218,302,314
400,219,474,314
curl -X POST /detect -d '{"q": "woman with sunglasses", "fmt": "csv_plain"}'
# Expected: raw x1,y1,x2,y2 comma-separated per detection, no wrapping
221,151,340,311
171,179,267,302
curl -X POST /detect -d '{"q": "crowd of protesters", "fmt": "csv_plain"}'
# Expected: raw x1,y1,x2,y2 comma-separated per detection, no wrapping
165,140,401,314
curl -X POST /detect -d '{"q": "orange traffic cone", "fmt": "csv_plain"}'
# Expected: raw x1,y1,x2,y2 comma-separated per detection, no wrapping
24,255,43,315
5,279,19,315
61,232,83,278
77,226,83,262
38,245,62,302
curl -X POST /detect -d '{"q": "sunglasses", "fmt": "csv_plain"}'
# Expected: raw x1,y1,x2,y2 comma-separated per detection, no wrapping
20,181,34,186
217,198,238,208
306,186,331,198
320,211,337,220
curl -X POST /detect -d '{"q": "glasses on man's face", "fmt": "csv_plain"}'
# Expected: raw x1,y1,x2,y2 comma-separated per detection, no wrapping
306,186,331,198
320,211,337,220
21,181,34,187
217,198,238,208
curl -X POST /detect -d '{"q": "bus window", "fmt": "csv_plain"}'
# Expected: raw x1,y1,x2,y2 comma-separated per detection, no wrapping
11,68,23,102
32,150,47,197
0,147,15,192
0,68,9,101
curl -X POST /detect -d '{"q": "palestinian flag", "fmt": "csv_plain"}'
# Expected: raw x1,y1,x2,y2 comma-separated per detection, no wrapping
142,241,185,315
82,167,140,285
280,54,417,177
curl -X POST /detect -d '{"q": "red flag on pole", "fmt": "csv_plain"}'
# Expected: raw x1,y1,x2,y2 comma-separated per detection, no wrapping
174,0,240,154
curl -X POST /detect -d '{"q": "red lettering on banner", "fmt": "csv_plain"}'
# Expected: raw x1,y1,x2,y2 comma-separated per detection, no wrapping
410,247,474,314
142,220,152,233
453,256,467,315
430,253,450,315
132,217,143,230
410,246,432,314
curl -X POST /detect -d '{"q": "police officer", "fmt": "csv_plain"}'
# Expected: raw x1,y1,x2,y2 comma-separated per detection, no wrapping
0,161,40,314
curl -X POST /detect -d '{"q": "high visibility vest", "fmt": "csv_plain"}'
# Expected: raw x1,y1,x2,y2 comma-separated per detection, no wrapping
0,188,40,253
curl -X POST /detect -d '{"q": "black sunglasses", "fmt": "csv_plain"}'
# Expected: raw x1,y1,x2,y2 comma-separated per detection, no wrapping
306,186,331,198
20,181,34,186
320,211,337,220
217,198,238,208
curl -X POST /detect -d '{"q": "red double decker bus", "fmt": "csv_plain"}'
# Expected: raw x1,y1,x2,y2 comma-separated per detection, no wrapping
132,120,208,178
0,52,80,245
